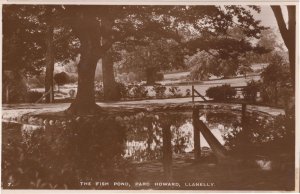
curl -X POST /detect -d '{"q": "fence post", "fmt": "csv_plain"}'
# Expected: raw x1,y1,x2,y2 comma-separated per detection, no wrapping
242,103,246,130
162,123,172,180
50,86,53,103
193,108,227,161
192,85,194,103
241,103,250,151
192,108,201,161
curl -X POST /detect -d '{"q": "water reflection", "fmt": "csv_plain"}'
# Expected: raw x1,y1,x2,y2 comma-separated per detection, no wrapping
123,111,239,163
2,110,241,189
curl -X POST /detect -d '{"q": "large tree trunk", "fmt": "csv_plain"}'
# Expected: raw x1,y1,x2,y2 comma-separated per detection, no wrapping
66,10,102,115
287,6,296,90
67,51,99,114
101,17,120,101
102,50,120,101
274,84,278,106
44,24,54,103
271,5,296,90
146,67,156,85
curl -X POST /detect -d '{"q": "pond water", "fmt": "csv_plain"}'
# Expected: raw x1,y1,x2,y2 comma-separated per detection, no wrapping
122,111,238,162
1,109,295,190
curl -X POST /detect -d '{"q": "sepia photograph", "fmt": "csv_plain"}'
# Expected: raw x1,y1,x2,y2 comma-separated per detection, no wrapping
1,1,298,192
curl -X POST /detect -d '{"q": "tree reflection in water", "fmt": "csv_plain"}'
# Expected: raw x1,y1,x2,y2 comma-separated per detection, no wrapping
123,111,238,163
5,110,292,189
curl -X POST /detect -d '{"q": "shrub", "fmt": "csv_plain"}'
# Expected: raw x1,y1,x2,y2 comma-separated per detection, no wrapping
2,119,130,189
152,85,166,99
224,115,295,157
95,82,104,100
27,91,44,103
130,84,148,98
243,80,261,103
116,82,130,99
168,86,182,98
68,89,76,98
54,72,69,90
206,84,236,101
185,89,191,97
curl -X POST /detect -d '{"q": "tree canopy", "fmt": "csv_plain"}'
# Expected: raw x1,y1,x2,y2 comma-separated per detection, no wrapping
3,5,269,114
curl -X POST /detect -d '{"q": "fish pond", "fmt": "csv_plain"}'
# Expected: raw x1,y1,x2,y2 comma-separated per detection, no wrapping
1,108,295,190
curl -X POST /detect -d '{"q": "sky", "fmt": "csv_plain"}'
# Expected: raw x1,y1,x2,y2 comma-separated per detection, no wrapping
254,5,288,28
252,5,288,49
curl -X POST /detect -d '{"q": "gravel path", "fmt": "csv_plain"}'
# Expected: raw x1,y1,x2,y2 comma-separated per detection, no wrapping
2,98,284,122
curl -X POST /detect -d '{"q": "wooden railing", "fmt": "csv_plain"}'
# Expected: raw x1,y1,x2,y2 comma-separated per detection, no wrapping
35,86,54,103
191,85,207,102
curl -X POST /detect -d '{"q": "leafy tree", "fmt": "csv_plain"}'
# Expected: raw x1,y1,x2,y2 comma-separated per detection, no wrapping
186,40,264,80
271,5,296,90
3,5,268,114
3,5,78,103
183,5,268,80
60,5,188,113
261,54,290,105
119,38,184,84
3,5,46,75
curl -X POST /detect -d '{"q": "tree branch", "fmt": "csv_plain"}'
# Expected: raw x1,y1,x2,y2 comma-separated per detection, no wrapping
287,6,296,41
271,6,290,48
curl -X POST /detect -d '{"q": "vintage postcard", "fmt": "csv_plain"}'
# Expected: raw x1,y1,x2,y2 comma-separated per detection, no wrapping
1,0,299,193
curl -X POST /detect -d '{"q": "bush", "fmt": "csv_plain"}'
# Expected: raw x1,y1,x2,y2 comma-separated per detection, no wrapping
95,82,104,100
243,80,261,103
152,85,166,99
224,115,295,157
116,82,130,99
27,91,44,103
130,84,148,98
54,72,69,88
2,119,130,189
206,84,236,101
185,89,191,97
168,86,182,98
68,89,76,98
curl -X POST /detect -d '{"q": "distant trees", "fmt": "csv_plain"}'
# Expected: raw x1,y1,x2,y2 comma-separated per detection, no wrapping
183,6,269,80
186,38,266,80
119,39,184,84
